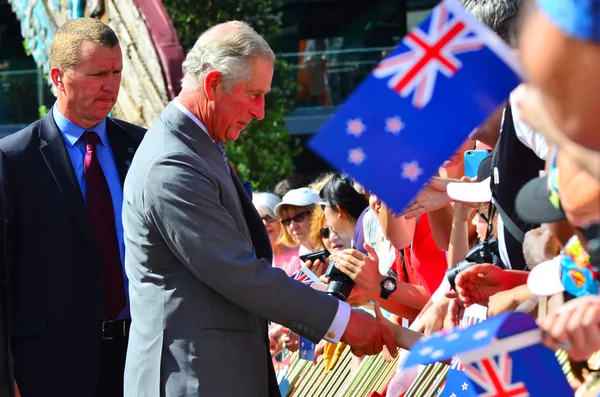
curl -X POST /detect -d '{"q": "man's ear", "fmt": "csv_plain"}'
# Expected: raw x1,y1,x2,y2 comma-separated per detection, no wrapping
203,70,222,101
50,67,65,91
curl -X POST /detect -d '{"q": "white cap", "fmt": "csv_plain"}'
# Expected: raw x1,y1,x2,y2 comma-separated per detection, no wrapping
527,256,564,296
446,177,492,203
273,188,320,217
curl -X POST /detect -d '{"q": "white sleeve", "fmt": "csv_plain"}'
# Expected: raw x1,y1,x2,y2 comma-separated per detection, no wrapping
323,301,351,343
510,95,549,160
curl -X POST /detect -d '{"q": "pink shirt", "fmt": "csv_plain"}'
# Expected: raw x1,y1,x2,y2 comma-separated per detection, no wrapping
273,246,301,277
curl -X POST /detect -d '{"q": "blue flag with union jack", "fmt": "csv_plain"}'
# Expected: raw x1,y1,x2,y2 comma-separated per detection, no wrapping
406,313,572,396
308,0,522,213
291,267,315,287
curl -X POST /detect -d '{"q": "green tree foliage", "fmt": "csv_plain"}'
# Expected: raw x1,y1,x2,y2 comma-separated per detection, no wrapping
164,0,299,191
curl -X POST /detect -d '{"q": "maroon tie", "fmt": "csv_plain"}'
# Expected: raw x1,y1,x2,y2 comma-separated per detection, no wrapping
84,131,126,319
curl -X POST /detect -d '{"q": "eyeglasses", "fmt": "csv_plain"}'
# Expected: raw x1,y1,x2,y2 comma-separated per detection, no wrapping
319,226,339,240
280,211,311,227
261,215,277,224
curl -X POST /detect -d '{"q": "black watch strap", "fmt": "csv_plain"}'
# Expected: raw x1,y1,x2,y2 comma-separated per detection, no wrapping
380,277,396,300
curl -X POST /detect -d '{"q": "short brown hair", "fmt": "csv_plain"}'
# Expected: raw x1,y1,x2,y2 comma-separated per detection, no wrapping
50,18,119,71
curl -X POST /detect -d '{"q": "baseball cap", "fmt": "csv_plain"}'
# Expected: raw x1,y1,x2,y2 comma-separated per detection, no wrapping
537,0,600,43
273,188,320,218
446,153,493,203
528,235,598,296
515,148,565,224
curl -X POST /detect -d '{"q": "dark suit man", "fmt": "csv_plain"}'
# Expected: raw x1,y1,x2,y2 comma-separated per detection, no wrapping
123,21,396,396
0,18,144,397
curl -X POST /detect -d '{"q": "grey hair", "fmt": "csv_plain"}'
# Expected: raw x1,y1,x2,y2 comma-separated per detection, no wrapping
181,21,275,92
252,192,281,220
460,0,520,46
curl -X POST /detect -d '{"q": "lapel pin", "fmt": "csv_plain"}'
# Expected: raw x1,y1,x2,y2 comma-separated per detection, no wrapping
126,160,131,167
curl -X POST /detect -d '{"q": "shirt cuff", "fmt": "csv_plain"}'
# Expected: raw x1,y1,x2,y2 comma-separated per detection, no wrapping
323,300,351,343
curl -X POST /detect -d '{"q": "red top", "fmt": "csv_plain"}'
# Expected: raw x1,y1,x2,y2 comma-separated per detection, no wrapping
393,213,447,296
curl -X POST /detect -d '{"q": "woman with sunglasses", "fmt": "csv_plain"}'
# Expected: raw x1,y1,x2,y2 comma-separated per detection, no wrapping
319,174,369,248
252,192,301,277
274,187,320,261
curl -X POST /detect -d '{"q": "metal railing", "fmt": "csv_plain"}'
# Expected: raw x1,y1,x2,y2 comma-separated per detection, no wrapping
0,68,51,127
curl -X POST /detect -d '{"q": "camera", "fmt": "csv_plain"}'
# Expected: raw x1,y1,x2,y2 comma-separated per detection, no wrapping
324,258,355,302
446,238,504,290
299,249,330,264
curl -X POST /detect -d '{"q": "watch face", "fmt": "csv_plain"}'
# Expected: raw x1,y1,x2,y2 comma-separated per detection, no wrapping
383,280,395,291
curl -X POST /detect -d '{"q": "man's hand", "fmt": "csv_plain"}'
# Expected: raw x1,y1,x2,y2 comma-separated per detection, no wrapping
412,298,449,335
331,245,384,293
454,264,508,306
538,295,600,362
341,308,397,357
401,177,455,219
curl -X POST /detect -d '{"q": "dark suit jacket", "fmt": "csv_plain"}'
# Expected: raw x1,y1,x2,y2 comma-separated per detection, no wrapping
0,110,145,397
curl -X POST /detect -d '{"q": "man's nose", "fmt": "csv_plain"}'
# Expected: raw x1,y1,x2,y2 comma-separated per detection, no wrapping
250,95,265,120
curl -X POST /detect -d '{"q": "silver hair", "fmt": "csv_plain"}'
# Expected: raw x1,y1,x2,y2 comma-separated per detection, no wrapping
181,21,275,92
252,192,281,220
460,0,520,46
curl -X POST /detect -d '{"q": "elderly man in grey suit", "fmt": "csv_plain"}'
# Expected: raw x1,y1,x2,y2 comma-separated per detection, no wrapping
123,21,396,396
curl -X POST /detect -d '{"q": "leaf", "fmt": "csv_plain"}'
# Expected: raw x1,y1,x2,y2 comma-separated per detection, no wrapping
163,0,299,190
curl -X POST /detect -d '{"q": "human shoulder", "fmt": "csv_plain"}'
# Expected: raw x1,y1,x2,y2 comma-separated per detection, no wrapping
0,118,43,155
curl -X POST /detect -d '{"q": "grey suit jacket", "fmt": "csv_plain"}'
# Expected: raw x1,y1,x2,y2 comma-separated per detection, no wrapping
122,102,340,396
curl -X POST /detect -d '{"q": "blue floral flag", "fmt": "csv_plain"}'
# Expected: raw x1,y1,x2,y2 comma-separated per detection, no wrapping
407,313,573,396
308,0,522,213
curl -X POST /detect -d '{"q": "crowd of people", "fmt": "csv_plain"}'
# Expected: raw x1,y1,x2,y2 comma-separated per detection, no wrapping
0,0,599,396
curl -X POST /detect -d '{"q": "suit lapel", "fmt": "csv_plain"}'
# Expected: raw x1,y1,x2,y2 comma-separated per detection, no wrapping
230,170,273,263
106,119,139,185
38,111,97,250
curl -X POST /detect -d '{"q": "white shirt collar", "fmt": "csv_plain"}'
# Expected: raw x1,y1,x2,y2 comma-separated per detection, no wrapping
173,98,214,143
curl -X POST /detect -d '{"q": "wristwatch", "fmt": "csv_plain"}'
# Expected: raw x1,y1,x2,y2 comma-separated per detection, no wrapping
380,276,397,300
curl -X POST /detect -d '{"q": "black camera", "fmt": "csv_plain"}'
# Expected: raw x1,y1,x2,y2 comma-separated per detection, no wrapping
299,249,330,264
446,238,504,290
324,258,355,302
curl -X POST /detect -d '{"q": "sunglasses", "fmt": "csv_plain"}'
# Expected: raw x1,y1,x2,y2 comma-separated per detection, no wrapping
280,211,311,227
261,215,277,224
319,226,338,240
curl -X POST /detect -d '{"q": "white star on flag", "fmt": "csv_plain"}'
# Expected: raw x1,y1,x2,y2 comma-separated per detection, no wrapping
431,349,444,359
462,382,469,391
346,118,366,137
419,346,433,356
348,148,366,165
450,393,457,397
473,330,489,340
446,333,460,341
401,160,423,182
385,116,405,135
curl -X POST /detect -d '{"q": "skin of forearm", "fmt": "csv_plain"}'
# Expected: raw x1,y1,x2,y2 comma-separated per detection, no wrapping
429,204,454,251
447,216,470,269
502,270,531,290
364,289,422,319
